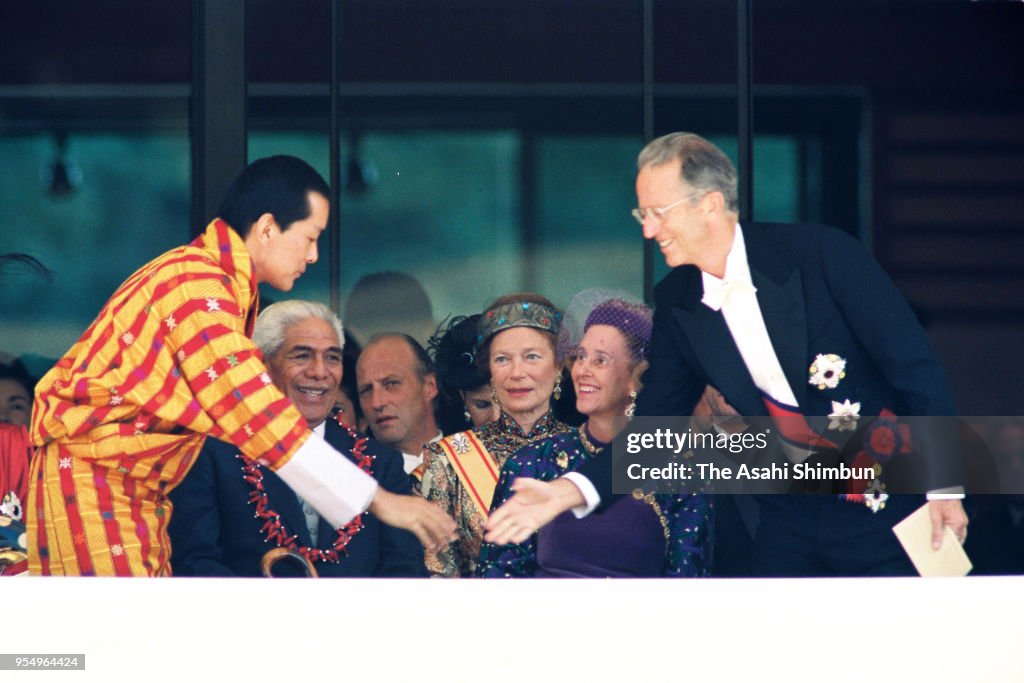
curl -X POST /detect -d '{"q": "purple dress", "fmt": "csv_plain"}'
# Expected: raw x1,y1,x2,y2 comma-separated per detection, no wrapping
475,427,712,578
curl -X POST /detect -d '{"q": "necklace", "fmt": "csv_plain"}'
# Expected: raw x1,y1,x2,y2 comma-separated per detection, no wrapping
578,423,605,455
238,413,373,564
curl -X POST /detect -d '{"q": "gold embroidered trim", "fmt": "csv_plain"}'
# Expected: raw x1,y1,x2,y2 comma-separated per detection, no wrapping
632,488,670,550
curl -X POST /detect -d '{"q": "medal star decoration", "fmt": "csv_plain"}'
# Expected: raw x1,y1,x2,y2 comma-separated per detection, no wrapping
452,432,471,455
828,399,861,432
864,479,889,513
808,353,847,390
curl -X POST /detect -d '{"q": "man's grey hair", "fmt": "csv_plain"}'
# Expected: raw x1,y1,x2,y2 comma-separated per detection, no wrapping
637,132,739,214
252,300,344,358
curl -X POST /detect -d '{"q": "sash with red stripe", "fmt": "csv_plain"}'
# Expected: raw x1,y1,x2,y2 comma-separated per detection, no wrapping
435,431,500,519
761,392,838,456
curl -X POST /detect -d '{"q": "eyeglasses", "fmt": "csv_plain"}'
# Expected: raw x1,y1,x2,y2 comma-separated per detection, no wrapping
569,348,618,370
631,191,708,225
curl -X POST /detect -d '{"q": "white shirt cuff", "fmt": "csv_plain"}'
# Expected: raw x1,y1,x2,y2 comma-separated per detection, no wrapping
563,472,600,518
926,487,965,500
274,431,378,529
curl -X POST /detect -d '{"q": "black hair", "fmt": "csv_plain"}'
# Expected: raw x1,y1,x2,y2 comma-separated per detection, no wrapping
429,314,491,434
216,155,329,237
0,359,36,397
429,315,489,393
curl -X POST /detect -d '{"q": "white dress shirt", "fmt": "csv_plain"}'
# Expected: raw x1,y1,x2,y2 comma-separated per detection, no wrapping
402,430,444,475
295,421,329,545
701,224,799,409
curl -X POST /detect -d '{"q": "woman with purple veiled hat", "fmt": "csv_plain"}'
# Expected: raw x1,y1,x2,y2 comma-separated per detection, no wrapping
476,296,712,577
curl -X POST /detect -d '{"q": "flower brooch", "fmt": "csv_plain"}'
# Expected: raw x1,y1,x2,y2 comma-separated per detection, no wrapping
812,354,858,432
828,399,861,432
556,451,569,470
808,353,846,390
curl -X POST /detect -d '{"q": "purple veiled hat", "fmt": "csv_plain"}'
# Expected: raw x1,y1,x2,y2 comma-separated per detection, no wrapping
584,298,653,361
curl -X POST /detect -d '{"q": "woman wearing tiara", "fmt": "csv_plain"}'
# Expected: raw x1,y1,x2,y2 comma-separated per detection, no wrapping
419,293,573,577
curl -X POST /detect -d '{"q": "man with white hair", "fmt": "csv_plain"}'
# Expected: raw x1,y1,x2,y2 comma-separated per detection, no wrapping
169,300,426,577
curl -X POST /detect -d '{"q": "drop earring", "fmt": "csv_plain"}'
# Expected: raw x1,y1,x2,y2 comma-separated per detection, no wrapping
464,406,472,422
553,375,562,401
625,390,637,420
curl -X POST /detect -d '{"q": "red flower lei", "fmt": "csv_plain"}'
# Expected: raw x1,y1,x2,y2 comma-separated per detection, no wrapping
237,413,373,564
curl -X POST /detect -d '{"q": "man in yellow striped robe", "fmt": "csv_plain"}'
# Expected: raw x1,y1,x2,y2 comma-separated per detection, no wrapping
28,156,453,576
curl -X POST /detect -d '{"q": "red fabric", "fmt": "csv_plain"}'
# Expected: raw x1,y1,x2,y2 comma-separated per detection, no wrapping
0,423,30,512
761,394,838,451
1,423,30,576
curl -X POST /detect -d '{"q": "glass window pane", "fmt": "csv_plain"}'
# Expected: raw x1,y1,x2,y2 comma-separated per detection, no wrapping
250,129,523,345
0,132,189,373
535,135,645,300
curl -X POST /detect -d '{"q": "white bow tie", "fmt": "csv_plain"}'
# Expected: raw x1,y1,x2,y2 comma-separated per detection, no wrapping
701,278,757,311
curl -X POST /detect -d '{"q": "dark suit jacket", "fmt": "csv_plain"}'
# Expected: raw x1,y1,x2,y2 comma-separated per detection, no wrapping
168,417,427,577
583,221,961,498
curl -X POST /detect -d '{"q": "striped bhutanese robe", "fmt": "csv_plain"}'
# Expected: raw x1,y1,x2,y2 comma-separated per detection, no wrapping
28,220,312,576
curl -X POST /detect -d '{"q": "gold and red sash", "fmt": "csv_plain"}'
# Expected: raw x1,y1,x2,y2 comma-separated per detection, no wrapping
437,430,500,518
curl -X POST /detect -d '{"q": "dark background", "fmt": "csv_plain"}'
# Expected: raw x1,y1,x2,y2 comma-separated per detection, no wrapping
1,0,1021,414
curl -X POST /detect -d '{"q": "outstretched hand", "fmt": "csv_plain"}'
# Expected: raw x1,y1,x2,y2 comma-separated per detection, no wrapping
369,488,457,552
484,477,585,546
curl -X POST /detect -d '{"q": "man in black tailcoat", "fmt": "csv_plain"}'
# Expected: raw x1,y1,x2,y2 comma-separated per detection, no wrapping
486,132,967,577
